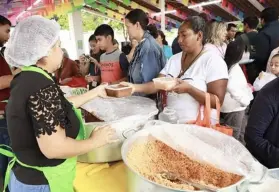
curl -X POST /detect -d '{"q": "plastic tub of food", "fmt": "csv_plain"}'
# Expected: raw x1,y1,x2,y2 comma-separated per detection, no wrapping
105,84,132,98
153,77,177,91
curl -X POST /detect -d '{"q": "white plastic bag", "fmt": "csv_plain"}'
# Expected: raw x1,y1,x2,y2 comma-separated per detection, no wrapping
142,123,266,182
81,96,158,122
253,72,277,91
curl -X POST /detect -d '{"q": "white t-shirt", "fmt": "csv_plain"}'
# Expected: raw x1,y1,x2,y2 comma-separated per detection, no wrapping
160,51,228,123
204,43,227,58
221,64,253,113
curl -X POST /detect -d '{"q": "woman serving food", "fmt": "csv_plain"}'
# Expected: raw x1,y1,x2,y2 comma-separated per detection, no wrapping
0,16,117,192
123,16,228,123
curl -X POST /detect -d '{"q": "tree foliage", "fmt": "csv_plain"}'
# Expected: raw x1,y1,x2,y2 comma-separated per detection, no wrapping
56,11,124,32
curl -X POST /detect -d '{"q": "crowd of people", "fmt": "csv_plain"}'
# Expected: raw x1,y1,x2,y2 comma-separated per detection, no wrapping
0,6,279,192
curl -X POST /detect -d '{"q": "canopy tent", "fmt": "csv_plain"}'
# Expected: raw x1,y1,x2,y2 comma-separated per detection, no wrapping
1,0,278,58
1,0,278,28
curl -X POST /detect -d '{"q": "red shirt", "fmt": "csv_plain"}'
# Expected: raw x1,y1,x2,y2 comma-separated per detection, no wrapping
55,57,81,81
0,52,12,111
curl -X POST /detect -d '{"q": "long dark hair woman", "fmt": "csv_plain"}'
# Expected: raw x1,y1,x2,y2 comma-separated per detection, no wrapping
156,30,173,60
122,16,229,123
221,39,253,142
124,9,166,89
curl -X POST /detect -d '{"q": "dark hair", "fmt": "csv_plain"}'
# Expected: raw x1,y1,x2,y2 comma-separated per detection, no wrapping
261,7,279,23
0,15,11,26
157,30,168,45
182,16,206,45
125,9,149,30
198,13,210,22
227,23,237,31
113,39,118,45
88,34,96,42
224,39,245,70
94,24,114,42
146,24,158,39
243,16,259,29
235,31,244,38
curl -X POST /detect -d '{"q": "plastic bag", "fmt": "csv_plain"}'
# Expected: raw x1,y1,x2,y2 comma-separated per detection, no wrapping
84,115,155,142
60,86,88,97
253,72,277,91
142,123,267,182
81,96,158,122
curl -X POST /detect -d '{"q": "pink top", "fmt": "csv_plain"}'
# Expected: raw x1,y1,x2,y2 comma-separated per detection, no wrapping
204,43,227,59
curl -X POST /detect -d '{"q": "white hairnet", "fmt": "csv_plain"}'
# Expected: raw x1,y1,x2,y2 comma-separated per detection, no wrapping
4,15,60,68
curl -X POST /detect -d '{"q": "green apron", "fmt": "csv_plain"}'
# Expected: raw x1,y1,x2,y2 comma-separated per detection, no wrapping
0,66,85,192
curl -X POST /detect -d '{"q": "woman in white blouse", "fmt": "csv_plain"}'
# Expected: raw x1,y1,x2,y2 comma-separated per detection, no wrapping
221,39,253,141
122,16,228,123
204,21,228,58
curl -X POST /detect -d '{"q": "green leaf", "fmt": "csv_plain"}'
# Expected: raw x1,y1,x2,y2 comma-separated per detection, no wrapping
123,0,130,6
109,1,117,10
99,0,108,5
89,2,98,9
99,5,106,13
55,11,125,32
85,0,95,4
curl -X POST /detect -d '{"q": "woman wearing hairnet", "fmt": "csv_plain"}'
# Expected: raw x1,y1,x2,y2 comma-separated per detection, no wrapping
0,16,117,192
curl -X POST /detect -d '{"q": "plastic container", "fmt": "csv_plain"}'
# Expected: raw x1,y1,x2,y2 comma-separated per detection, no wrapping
153,77,177,91
158,107,179,124
105,84,132,98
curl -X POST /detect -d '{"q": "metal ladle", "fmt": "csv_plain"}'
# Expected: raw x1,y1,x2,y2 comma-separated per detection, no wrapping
159,171,218,192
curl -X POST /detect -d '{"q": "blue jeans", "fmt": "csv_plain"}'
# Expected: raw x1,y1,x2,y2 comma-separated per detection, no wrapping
0,118,10,180
9,171,50,192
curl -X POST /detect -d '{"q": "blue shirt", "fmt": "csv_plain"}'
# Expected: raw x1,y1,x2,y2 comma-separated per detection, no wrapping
128,32,166,84
163,45,173,60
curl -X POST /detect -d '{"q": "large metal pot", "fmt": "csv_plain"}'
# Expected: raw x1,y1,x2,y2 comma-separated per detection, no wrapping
78,122,123,163
78,117,156,163
121,128,257,192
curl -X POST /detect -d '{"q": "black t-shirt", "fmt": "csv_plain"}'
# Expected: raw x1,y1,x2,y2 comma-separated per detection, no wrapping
6,67,80,185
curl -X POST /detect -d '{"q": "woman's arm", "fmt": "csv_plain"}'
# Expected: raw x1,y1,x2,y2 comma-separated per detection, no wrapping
67,84,107,108
28,85,116,159
37,125,117,159
227,78,252,107
173,79,228,108
121,74,165,95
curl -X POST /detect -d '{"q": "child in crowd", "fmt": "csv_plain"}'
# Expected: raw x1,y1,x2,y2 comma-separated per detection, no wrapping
253,54,279,91
84,35,103,88
94,24,129,84
221,39,253,142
